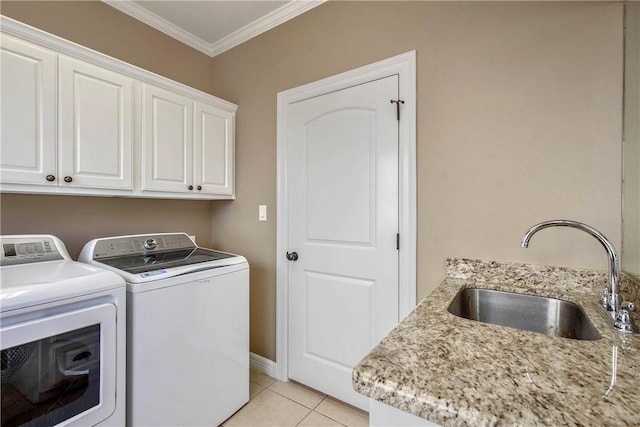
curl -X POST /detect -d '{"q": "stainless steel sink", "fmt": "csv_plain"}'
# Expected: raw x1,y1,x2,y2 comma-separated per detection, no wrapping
447,288,601,340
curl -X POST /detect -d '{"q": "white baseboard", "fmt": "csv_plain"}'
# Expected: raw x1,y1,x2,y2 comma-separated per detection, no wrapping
250,352,277,379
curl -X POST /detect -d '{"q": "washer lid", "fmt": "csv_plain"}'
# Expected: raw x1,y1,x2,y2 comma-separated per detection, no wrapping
96,247,235,274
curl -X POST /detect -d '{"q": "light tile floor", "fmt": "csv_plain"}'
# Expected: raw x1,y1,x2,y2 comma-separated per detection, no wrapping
222,370,369,427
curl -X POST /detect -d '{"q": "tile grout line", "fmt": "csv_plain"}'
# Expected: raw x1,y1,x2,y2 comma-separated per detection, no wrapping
293,409,348,427
293,411,312,427
314,397,370,427
252,382,317,427
265,389,352,427
250,377,366,427
313,409,349,427
313,395,328,410
235,385,313,427
266,383,327,411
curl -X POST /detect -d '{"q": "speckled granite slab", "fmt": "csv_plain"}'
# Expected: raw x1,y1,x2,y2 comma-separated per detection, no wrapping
353,258,640,426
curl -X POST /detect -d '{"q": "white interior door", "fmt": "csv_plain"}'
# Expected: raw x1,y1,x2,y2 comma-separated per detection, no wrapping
287,75,399,410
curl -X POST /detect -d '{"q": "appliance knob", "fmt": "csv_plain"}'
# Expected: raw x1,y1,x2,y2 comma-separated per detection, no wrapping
64,176,73,183
46,175,56,182
143,239,157,250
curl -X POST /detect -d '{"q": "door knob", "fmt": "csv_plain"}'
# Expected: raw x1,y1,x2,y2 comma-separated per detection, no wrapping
286,251,299,261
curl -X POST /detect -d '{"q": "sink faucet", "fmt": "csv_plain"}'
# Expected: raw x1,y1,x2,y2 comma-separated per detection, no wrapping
521,220,624,324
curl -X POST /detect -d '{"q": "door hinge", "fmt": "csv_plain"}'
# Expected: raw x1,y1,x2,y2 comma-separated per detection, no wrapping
396,233,400,250
390,99,405,121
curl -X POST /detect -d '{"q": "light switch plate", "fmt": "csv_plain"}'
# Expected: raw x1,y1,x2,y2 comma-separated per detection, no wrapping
259,205,267,221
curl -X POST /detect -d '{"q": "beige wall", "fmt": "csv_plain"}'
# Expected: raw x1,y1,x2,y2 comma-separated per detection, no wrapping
208,1,624,361
0,194,214,258
0,1,625,363
623,1,640,276
0,1,217,256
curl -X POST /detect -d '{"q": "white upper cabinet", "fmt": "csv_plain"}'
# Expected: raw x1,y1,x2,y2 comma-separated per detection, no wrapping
141,85,236,197
141,84,194,193
0,17,237,199
58,56,133,190
195,102,235,196
0,35,57,186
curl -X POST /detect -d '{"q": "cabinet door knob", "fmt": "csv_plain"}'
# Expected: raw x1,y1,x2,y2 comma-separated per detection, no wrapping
64,176,73,183
188,185,194,190
197,185,202,191
46,175,56,182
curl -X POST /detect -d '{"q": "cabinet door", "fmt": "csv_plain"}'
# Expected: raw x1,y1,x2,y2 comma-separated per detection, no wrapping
0,35,57,185
194,102,235,196
58,56,133,190
141,84,194,193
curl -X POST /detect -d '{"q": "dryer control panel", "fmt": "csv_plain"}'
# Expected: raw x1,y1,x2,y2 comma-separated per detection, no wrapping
0,235,67,266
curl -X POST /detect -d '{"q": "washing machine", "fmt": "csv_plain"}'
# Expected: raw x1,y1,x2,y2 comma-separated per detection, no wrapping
79,233,249,427
0,235,126,427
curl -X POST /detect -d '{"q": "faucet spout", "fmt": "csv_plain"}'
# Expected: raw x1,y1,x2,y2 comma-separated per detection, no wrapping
521,220,620,316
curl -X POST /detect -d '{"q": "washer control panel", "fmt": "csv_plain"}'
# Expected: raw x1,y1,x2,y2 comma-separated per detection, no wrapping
91,233,196,259
0,235,66,266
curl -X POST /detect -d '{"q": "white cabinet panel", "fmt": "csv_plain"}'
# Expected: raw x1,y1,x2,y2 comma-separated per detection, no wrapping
0,35,57,185
58,56,133,189
141,84,194,193
195,102,235,196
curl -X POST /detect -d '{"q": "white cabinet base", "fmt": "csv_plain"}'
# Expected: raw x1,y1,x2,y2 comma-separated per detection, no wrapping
369,399,441,427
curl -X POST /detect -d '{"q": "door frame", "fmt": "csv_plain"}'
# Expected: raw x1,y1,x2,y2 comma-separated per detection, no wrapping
276,51,417,382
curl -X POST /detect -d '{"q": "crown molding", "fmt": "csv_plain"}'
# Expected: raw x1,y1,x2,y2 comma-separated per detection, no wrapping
102,0,212,54
208,0,326,57
102,0,325,58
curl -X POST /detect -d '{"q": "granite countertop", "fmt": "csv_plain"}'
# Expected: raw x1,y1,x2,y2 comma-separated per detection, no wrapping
353,259,640,426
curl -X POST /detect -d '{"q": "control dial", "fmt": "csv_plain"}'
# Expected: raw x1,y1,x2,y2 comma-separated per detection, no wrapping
143,239,157,250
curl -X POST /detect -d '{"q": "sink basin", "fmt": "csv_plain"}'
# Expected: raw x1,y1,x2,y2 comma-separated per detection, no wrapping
447,288,601,340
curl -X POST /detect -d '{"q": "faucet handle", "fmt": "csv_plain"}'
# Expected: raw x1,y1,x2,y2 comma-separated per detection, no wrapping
599,289,608,310
614,301,637,334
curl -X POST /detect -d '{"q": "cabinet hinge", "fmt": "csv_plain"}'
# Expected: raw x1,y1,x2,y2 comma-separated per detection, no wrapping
396,233,400,250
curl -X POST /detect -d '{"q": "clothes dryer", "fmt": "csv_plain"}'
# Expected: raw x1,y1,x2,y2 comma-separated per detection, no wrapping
0,235,125,427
